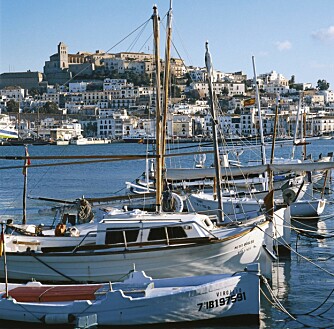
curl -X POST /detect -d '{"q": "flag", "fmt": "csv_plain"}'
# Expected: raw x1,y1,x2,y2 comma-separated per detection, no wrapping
22,146,31,176
243,98,256,107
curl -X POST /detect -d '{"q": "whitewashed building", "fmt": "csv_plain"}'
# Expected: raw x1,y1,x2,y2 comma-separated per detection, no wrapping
312,116,334,135
0,87,25,101
69,82,87,93
319,90,334,105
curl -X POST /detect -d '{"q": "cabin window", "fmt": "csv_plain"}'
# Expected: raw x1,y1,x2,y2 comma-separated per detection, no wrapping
147,226,187,241
105,228,139,245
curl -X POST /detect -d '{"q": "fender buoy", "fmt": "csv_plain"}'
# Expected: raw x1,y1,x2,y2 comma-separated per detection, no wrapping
68,226,80,237
170,192,184,213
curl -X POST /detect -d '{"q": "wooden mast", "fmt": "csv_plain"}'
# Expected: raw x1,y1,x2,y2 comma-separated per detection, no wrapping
152,5,162,213
291,92,302,159
205,42,223,224
252,56,268,191
269,95,280,191
22,145,29,224
0,222,8,298
161,0,173,166
303,111,307,160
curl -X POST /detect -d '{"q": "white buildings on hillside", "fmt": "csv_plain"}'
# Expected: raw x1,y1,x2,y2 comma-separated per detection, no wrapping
69,82,87,93
188,81,245,98
318,90,334,105
35,118,82,141
0,88,25,101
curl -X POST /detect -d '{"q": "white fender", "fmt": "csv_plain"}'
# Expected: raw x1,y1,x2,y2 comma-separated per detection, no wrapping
171,193,184,213
68,226,80,237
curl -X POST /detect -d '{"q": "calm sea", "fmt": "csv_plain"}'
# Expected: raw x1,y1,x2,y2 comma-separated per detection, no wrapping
0,139,333,329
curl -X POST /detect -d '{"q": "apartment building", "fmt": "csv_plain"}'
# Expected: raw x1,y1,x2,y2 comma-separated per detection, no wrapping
0,87,25,101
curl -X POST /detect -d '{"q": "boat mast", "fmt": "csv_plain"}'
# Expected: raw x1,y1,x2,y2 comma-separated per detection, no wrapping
152,5,163,213
0,222,8,298
269,94,280,190
22,145,29,224
252,56,268,190
302,111,307,160
205,42,223,224
291,92,302,159
162,0,173,165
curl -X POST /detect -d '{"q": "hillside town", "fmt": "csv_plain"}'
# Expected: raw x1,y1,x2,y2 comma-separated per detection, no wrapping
1,41,334,144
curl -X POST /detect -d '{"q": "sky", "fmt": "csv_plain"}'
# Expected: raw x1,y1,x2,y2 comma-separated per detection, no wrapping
1,0,334,87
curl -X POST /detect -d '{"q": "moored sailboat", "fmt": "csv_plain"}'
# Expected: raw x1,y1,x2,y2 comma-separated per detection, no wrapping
0,5,275,283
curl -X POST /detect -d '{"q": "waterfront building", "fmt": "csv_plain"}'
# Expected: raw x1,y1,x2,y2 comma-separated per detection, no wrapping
218,115,242,136
312,116,334,135
97,109,138,139
171,114,193,138
38,119,83,141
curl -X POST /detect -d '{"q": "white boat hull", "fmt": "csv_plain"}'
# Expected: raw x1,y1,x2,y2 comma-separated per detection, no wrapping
290,199,326,217
0,265,260,326
56,140,69,145
0,221,273,282
187,192,262,216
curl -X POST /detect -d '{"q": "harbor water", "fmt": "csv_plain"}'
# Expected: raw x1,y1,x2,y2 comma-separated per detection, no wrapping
0,139,333,328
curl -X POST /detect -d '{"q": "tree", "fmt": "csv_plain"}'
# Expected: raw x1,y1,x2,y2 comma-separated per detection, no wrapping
28,87,42,97
40,102,60,114
221,87,229,96
6,99,19,112
317,79,330,91
185,73,192,87
83,122,97,137
288,75,295,88
171,85,181,98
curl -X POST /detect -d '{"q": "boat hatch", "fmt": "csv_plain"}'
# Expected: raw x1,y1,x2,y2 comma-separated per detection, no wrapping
6,285,104,302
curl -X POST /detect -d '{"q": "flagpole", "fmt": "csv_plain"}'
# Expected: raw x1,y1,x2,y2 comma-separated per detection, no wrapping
0,222,8,298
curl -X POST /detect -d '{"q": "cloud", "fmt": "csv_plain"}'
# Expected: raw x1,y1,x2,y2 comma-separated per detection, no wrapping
258,51,269,57
312,25,334,41
275,40,292,51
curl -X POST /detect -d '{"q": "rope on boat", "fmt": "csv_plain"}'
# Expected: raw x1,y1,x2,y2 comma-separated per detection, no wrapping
293,288,334,316
10,299,44,323
30,253,78,283
255,220,334,278
77,198,94,224
260,275,296,320
260,276,334,328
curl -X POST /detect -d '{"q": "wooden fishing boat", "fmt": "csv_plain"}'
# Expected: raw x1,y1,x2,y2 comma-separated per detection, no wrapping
0,263,261,326
0,210,274,282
